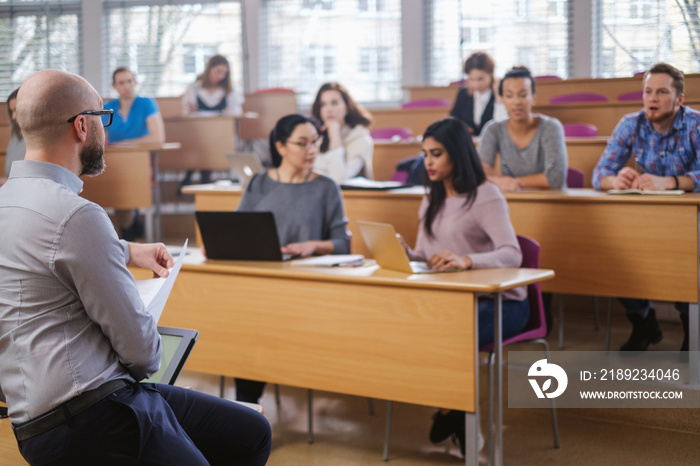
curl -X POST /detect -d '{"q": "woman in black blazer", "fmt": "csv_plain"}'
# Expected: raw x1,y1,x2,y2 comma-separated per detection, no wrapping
450,52,506,136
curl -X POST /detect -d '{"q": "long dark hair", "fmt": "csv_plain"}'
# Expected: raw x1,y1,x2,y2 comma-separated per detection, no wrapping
311,82,372,152
7,88,21,140
422,117,485,237
269,114,319,168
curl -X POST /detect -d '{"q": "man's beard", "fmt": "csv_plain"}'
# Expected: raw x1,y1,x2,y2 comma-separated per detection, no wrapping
645,108,675,124
80,122,105,176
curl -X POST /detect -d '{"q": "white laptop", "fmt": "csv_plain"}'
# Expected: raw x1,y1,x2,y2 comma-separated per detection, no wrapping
356,220,436,274
227,152,263,187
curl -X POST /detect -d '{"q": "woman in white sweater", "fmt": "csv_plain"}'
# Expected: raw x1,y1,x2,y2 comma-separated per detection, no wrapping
311,82,374,183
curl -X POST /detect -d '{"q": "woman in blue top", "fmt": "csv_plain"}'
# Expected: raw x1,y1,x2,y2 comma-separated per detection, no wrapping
104,67,165,240
104,67,165,145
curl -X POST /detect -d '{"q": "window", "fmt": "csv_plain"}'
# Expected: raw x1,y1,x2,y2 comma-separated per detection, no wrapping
103,2,243,98
0,0,81,98
261,0,402,104
426,0,572,85
594,0,700,77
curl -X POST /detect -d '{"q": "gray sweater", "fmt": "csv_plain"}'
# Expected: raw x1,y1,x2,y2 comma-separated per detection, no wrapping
479,114,567,188
237,171,350,254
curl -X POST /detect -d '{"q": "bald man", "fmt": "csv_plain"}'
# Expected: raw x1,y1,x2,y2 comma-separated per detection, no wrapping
0,70,271,465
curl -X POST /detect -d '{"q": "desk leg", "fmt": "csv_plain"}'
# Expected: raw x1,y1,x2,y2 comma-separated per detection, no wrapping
690,302,699,385
466,293,480,466
493,292,503,466
150,151,162,242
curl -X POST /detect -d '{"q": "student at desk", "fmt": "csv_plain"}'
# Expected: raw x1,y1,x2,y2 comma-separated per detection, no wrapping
0,89,25,186
235,114,350,403
404,117,527,456
311,82,374,183
592,62,700,354
450,51,507,136
181,54,244,189
104,67,166,240
478,66,567,192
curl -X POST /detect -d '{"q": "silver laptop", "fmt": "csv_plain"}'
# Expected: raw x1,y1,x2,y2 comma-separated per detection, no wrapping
227,152,263,187
356,220,435,274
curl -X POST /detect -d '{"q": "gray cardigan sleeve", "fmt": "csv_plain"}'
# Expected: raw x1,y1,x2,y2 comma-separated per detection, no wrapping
477,120,499,167
541,117,568,189
324,181,351,254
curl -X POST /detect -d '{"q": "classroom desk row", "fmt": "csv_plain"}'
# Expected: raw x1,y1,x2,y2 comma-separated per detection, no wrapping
183,184,700,385
373,137,611,186
132,249,552,466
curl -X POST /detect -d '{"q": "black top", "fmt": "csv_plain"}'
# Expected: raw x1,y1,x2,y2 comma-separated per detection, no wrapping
449,87,495,136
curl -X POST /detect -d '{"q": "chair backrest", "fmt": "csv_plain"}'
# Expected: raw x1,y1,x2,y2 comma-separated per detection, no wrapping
449,79,466,87
533,75,562,82
566,167,585,188
401,98,451,109
617,90,643,101
390,170,409,184
562,123,598,137
479,235,547,351
370,127,413,141
549,92,608,104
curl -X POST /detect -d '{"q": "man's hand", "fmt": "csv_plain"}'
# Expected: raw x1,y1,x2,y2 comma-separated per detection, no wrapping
128,242,174,278
427,250,472,272
612,167,640,189
637,173,675,190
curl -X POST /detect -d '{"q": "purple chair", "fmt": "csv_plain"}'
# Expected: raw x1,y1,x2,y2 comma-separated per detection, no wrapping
563,123,598,138
534,75,562,82
390,171,409,184
550,93,608,104
401,98,451,109
449,79,466,87
566,168,585,188
617,90,643,101
381,235,559,461
369,127,413,141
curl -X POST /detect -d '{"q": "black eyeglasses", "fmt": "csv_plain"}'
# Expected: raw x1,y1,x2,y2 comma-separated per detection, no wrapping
67,109,114,127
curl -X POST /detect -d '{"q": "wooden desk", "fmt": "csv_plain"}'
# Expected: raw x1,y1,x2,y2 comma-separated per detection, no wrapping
372,138,611,187
184,186,700,384
143,256,552,466
370,107,449,137
80,143,181,242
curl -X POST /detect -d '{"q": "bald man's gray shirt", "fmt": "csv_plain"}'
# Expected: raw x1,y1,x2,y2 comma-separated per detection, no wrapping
0,160,161,423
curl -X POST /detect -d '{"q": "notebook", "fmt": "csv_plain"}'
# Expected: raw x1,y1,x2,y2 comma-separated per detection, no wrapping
141,326,199,385
227,152,263,187
356,220,436,274
195,211,292,261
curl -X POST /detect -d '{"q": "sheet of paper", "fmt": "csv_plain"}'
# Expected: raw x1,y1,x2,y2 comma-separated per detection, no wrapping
607,189,685,195
135,239,188,322
290,254,365,267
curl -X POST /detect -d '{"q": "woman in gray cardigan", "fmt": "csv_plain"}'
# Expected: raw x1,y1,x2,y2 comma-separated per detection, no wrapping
478,66,567,192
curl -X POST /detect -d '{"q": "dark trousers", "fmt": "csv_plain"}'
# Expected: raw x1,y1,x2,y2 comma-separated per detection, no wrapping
235,379,267,404
17,382,271,466
619,299,689,317
478,297,530,347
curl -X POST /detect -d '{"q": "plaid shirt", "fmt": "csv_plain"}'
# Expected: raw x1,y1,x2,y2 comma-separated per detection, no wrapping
592,106,700,191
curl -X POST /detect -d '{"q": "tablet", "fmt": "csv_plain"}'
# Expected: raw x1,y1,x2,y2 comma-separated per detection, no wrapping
141,326,199,385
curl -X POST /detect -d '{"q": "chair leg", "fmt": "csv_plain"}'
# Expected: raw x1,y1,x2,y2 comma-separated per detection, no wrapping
307,389,314,444
605,298,613,352
274,384,281,408
593,297,600,331
558,296,565,349
383,400,393,461
368,397,375,415
488,351,496,464
537,339,560,448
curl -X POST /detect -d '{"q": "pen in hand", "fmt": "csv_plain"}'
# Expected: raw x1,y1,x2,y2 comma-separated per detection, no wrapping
502,161,517,178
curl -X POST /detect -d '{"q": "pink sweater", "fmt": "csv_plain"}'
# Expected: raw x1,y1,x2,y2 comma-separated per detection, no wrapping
408,182,526,301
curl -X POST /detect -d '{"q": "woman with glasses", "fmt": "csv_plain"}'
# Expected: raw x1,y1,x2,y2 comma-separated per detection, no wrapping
311,82,374,183
1,89,25,186
478,66,567,192
234,114,350,403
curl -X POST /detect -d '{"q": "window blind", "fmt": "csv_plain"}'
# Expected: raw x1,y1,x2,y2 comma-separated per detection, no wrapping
103,0,243,98
0,0,81,99
426,0,573,85
260,0,402,105
594,0,700,77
